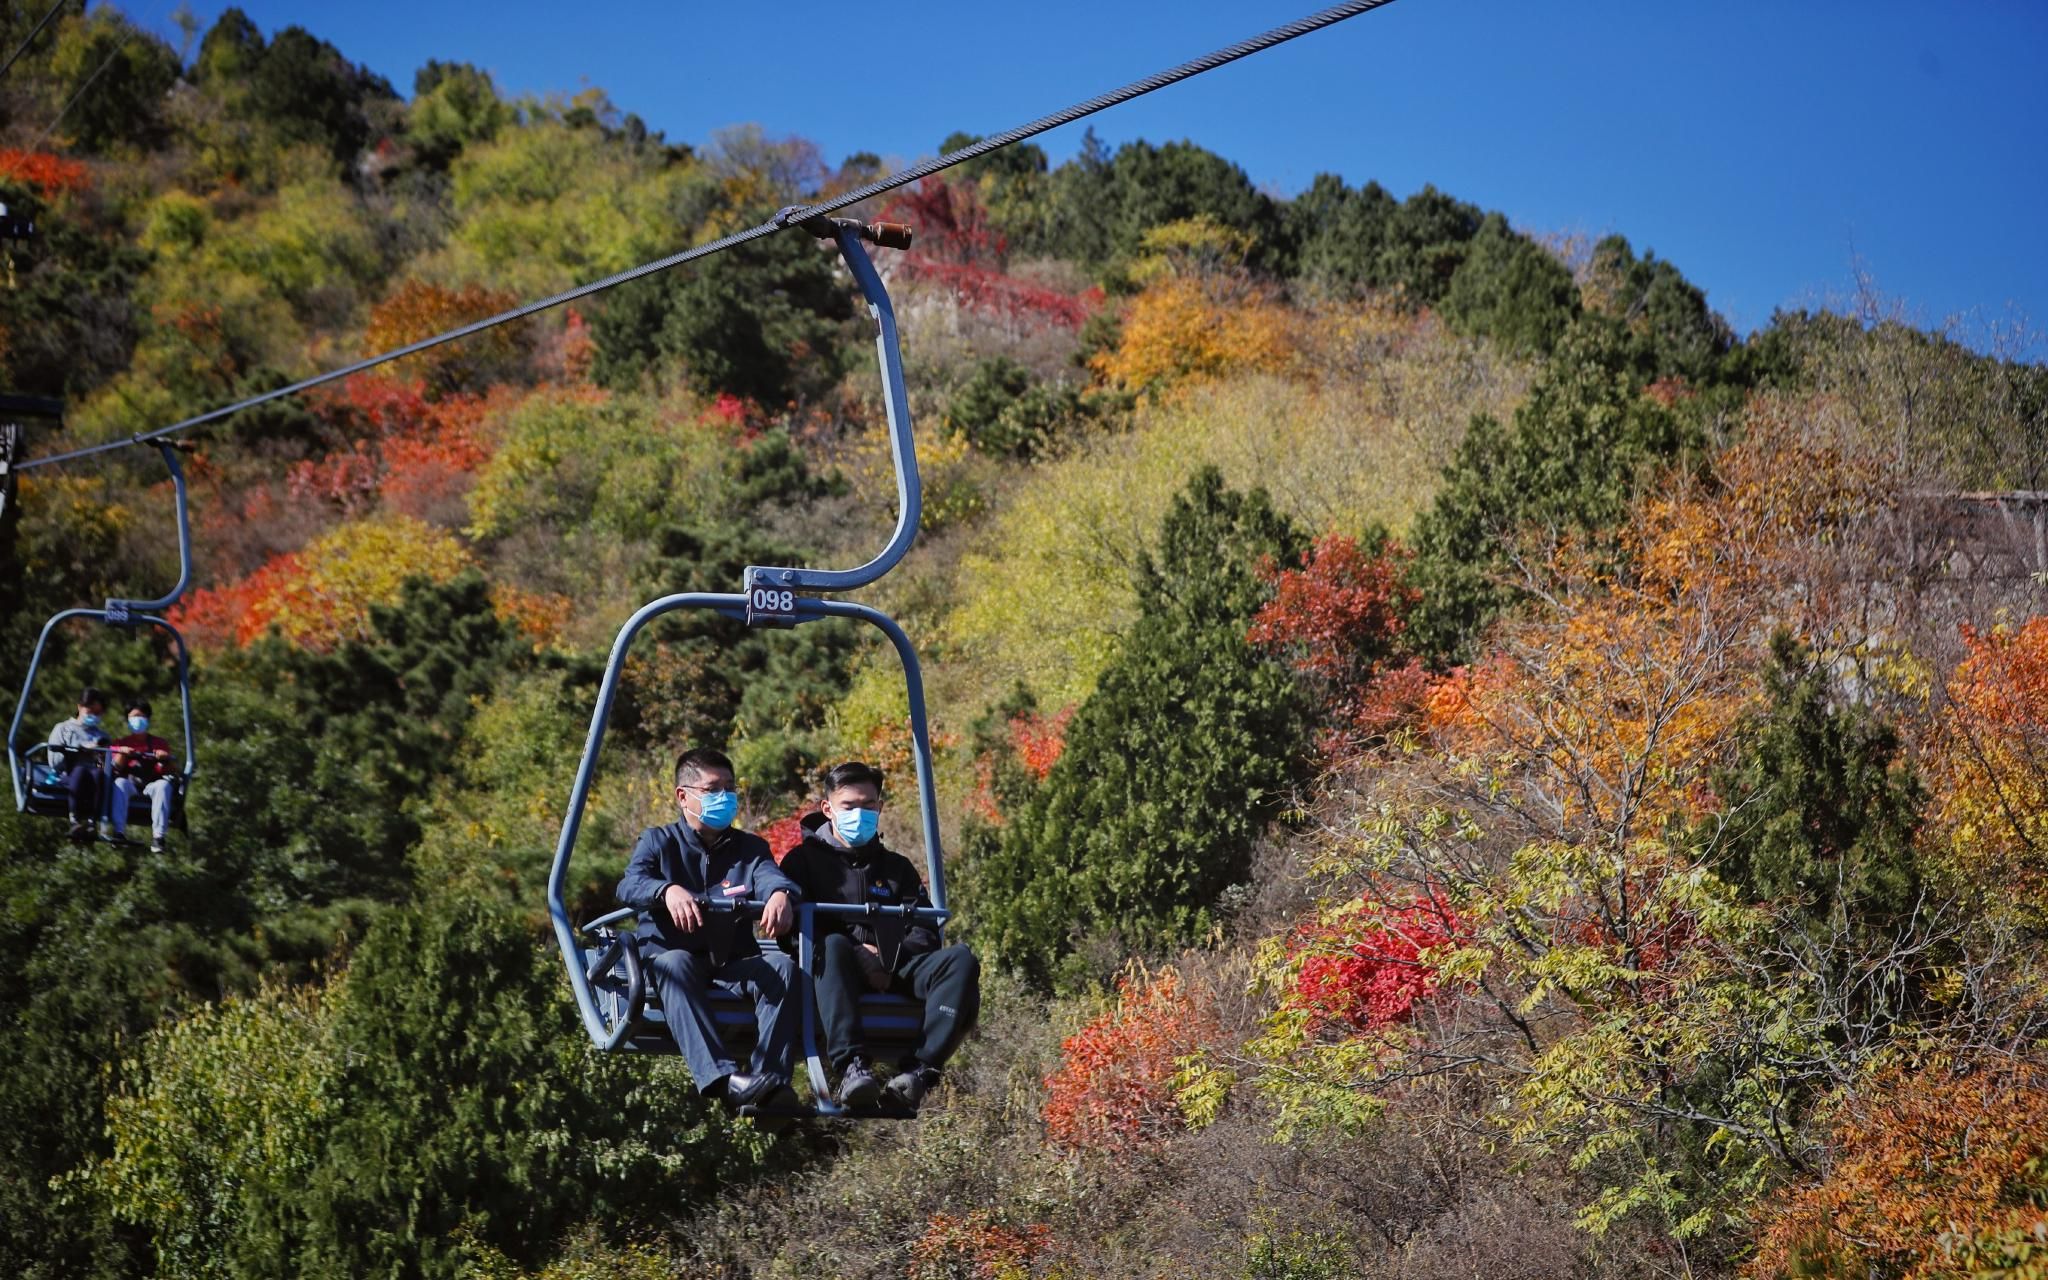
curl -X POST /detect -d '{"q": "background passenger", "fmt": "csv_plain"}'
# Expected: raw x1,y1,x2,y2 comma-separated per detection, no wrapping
47,685,111,841
109,699,176,852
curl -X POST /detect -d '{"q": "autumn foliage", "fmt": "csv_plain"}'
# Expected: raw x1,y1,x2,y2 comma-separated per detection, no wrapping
362,279,524,391
0,149,90,195
173,514,473,650
1249,532,1423,751
1284,889,1467,1036
1007,704,1074,781
909,1210,1052,1280
1927,618,2048,916
1750,1059,2048,1280
1041,966,1216,1154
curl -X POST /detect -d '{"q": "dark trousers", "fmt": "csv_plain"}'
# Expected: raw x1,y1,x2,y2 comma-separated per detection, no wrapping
816,933,981,1071
643,944,799,1094
63,762,103,820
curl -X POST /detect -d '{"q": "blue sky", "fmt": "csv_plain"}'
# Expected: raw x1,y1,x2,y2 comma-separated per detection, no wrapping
135,1,2048,350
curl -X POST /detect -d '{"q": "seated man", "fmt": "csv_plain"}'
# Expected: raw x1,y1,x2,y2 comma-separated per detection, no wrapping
109,699,176,852
616,746,804,1121
782,761,981,1110
46,685,111,841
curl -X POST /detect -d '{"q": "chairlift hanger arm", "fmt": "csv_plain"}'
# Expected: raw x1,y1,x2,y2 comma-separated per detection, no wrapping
744,219,917,615
104,441,195,620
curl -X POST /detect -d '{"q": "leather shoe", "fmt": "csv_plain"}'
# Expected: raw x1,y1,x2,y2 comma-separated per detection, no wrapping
722,1072,799,1130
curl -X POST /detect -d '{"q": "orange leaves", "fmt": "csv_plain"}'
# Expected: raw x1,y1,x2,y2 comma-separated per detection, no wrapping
1926,618,2048,914
0,149,90,196
909,1210,1051,1280
362,279,524,391
757,814,811,864
1041,966,1216,1154
173,514,472,651
292,376,499,519
1750,1059,2048,1280
487,584,573,651
1091,273,1293,392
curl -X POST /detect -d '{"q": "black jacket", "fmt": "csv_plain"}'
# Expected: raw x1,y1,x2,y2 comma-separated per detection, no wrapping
616,820,798,959
780,814,940,960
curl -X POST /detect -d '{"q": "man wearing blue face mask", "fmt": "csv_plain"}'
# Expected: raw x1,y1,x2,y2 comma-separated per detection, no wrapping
47,685,111,841
616,746,805,1123
782,761,981,1111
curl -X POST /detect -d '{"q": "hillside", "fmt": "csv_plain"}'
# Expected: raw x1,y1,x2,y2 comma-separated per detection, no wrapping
2,6,2046,1280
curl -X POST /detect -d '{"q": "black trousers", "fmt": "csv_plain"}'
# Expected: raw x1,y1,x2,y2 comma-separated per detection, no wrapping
815,932,980,1071
64,762,103,820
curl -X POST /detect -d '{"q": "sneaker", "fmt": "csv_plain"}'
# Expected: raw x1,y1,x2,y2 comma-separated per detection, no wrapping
67,820,90,842
149,838,166,855
837,1056,883,1108
884,1063,942,1111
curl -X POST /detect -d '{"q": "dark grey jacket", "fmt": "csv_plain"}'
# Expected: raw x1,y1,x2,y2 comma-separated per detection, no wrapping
616,820,799,959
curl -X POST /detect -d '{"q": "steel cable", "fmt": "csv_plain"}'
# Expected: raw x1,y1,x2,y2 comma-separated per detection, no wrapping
1,0,74,81
21,0,1398,472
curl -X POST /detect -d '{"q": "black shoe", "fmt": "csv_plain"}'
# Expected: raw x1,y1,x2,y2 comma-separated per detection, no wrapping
885,1064,941,1111
723,1072,799,1130
67,820,90,843
837,1056,883,1108
149,838,165,854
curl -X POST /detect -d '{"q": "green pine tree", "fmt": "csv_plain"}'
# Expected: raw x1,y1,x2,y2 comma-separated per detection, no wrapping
963,467,1310,989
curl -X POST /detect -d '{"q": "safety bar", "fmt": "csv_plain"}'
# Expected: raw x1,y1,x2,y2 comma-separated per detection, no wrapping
7,607,197,813
106,441,194,619
742,220,918,614
548,592,946,1050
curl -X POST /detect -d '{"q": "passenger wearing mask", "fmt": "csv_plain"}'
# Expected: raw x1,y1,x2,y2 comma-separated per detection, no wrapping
109,699,176,852
781,761,981,1111
47,686,110,841
615,747,805,1122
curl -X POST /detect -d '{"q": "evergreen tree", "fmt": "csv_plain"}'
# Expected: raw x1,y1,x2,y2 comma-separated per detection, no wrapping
1405,316,1699,666
1441,212,1581,357
1699,633,1926,941
591,228,852,405
964,468,1310,988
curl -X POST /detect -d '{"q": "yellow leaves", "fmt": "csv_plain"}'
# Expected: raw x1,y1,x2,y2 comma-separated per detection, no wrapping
250,514,473,650
1091,273,1294,392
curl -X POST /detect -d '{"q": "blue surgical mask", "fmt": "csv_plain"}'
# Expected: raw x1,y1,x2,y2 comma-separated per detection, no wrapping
80,713,100,728
695,790,739,830
832,807,880,847
128,716,150,733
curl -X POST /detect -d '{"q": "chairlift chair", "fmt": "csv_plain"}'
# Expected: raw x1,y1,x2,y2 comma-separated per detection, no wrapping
7,440,199,837
547,216,949,1119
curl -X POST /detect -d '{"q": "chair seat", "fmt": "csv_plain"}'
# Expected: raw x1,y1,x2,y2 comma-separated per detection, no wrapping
586,943,924,1057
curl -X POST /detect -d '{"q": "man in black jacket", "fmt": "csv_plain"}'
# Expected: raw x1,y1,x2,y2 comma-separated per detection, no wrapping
616,747,803,1117
781,761,980,1110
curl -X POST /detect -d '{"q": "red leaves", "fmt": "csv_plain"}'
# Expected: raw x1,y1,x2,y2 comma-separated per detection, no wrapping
898,258,1100,331
882,178,1006,267
1041,966,1215,1154
290,376,496,518
1249,532,1422,753
757,813,811,864
0,149,90,196
1008,704,1074,782
1284,889,1466,1036
910,1210,1051,1280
